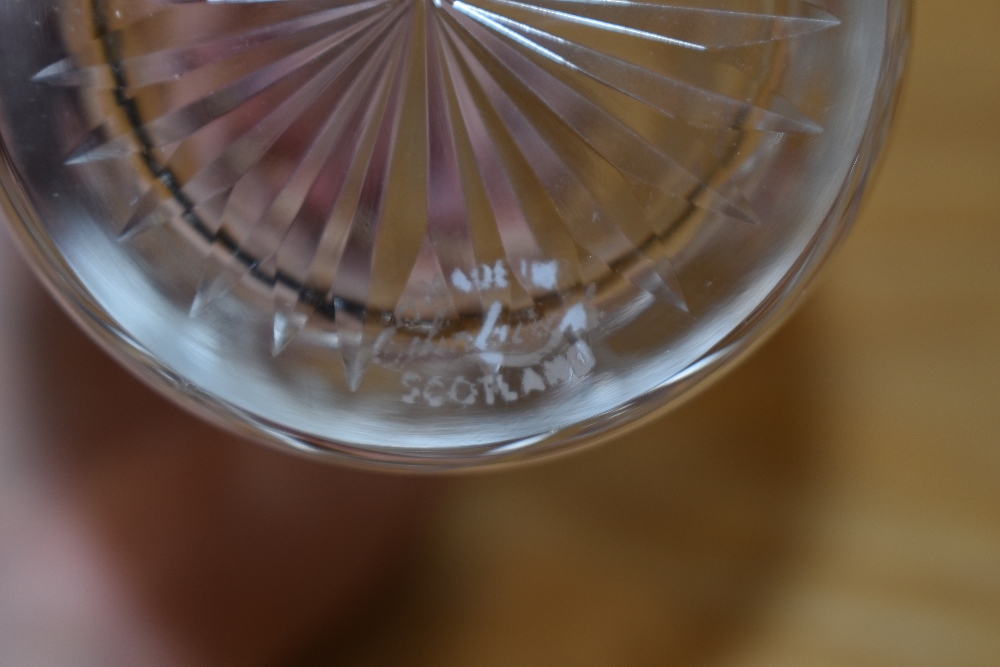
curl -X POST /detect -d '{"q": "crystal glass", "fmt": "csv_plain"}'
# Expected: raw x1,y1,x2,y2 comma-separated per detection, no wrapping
0,0,910,469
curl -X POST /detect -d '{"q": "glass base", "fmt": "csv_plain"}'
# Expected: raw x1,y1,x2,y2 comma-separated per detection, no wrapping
0,0,910,469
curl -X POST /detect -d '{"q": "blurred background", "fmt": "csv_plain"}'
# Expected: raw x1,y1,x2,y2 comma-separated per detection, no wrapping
1,3,998,665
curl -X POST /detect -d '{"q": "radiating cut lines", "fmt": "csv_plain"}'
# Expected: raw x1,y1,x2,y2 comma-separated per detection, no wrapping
41,0,837,387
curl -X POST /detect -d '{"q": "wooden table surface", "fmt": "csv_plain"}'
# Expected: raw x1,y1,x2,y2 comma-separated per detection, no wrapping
334,4,1000,665
0,3,997,666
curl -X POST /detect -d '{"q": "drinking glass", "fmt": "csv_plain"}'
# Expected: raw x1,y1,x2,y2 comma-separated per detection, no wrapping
0,0,910,469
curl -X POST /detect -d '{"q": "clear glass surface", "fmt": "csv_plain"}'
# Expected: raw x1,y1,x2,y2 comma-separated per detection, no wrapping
0,0,910,469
